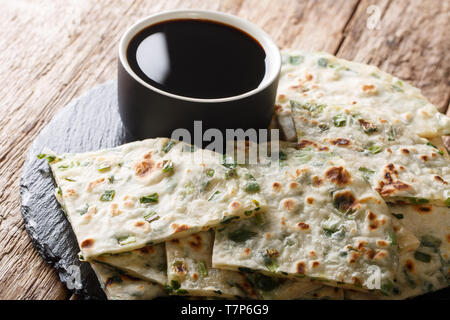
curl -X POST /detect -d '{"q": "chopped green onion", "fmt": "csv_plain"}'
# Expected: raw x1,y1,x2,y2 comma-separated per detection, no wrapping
206,169,215,177
318,57,328,67
117,235,136,246
170,280,181,290
367,145,383,154
427,142,444,155
358,167,375,181
414,251,431,263
108,175,115,184
278,151,287,161
228,228,256,242
407,197,429,205
244,181,260,193
162,160,174,173
97,163,111,172
222,154,237,169
143,211,159,223
100,190,115,201
392,213,404,220
389,231,397,246
208,190,221,201
420,235,441,249
332,114,347,127
140,193,159,204
289,55,304,65
162,140,177,153
197,261,208,277
220,216,239,224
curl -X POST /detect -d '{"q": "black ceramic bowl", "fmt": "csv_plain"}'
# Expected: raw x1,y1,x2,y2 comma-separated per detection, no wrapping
118,10,281,140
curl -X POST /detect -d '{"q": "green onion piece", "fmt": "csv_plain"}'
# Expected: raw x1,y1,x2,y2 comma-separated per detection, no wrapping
278,151,287,161
208,190,220,201
222,154,237,169
228,228,257,242
100,190,115,201
162,160,174,173
225,168,237,179
221,216,239,224
367,145,383,154
387,126,396,141
97,163,111,172
170,280,181,290
332,114,347,127
117,235,136,245
318,57,328,67
407,197,429,205
143,211,159,223
206,169,215,177
264,256,279,273
197,261,208,277
77,204,89,216
426,142,444,155
289,55,304,65
37,153,46,159
162,140,177,153
389,231,397,246
414,251,431,263
108,175,115,184
420,235,441,249
244,181,260,193
392,213,404,219
358,167,375,181
176,289,188,295
446,198,450,207
140,193,159,204
65,177,76,182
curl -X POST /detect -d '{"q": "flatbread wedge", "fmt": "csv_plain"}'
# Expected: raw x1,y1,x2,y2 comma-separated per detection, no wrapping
90,261,167,300
213,146,398,292
46,137,266,259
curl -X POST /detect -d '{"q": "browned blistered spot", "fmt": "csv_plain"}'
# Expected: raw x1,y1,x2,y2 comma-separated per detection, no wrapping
334,190,358,212
446,234,450,243
399,166,405,170
135,221,146,227
352,277,362,287
377,165,412,196
357,240,368,250
325,166,352,185
135,152,155,177
231,201,241,209
386,148,392,153
172,224,189,233
431,152,438,158
309,250,316,258
377,240,389,247
393,225,400,232
379,218,386,225
289,182,299,189
296,262,306,274
368,211,377,221
274,104,283,112
266,249,279,258
374,250,388,260
283,198,296,211
295,168,309,177
349,252,360,263
421,155,428,161
192,273,198,281
298,222,310,230
170,239,180,244
413,205,432,214
434,175,448,184
188,234,202,250
272,182,281,191
405,259,415,272
87,178,105,191
65,189,77,197
139,246,155,254
331,138,351,146
244,247,251,255
265,233,271,239
110,203,121,216
358,119,377,133
311,261,320,268
306,73,313,81
369,221,379,231
306,197,314,205
366,249,376,260
362,84,375,92
312,176,323,187
81,239,94,249
319,146,329,151
281,217,286,226
401,148,410,154
297,140,315,149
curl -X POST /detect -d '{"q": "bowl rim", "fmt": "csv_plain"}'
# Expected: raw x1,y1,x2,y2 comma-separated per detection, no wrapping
118,9,281,103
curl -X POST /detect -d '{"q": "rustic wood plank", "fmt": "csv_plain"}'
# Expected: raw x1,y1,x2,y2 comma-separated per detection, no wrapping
335,0,450,113
0,0,360,299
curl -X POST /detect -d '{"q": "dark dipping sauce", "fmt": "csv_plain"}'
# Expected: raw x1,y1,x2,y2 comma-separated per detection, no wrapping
127,19,267,99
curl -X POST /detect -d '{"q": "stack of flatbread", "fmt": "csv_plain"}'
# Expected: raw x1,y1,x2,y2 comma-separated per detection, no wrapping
43,50,449,300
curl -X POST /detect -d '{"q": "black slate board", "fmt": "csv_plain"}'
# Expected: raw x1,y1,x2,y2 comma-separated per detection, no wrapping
20,81,449,300
20,81,135,299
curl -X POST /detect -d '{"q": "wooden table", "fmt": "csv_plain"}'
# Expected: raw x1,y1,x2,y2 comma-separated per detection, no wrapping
0,0,448,300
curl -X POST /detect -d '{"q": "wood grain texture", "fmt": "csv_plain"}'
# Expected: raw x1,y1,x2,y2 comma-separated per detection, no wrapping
0,0,447,299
